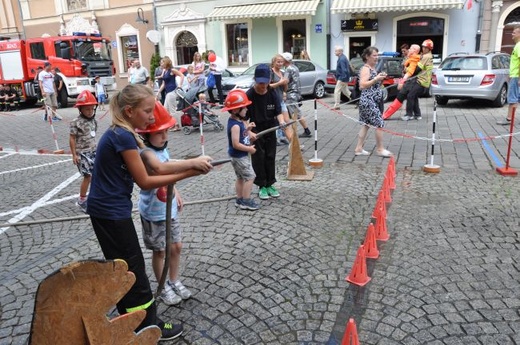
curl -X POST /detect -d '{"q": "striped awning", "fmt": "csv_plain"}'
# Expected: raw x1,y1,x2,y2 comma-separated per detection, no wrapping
331,0,464,14
208,0,320,21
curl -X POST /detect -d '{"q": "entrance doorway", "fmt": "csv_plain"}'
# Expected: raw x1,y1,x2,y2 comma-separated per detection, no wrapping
283,19,306,59
349,37,371,60
396,16,444,59
175,31,198,65
501,7,520,54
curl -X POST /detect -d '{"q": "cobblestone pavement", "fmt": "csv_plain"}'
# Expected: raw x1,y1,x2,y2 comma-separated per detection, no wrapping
1,95,519,344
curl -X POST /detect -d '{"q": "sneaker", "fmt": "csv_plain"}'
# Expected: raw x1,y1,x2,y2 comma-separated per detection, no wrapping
42,114,48,122
239,198,260,211
170,280,192,299
266,185,280,198
76,199,87,213
159,283,182,305
52,117,61,121
235,198,243,208
258,187,269,200
298,131,312,138
280,137,290,144
157,320,183,341
497,118,512,125
332,103,340,110
401,115,412,121
415,116,422,120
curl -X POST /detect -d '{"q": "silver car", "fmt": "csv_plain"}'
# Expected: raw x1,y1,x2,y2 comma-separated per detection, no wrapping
431,52,510,107
222,60,327,98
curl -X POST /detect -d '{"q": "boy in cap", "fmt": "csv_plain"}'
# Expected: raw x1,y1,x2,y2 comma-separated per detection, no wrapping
246,64,286,200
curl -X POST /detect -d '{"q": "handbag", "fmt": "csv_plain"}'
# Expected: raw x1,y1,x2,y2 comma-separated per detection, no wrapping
206,73,216,88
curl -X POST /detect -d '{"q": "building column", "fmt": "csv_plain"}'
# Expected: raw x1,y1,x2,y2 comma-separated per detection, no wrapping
488,0,503,52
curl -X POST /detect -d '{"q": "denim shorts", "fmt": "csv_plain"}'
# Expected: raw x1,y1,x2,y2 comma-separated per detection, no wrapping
508,77,520,104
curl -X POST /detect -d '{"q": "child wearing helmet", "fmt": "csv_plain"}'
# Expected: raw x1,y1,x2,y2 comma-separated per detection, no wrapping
137,101,212,306
69,90,98,212
223,89,259,210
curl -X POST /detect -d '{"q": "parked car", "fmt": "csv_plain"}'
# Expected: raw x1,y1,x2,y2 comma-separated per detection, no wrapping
325,54,404,102
221,60,328,98
431,52,510,107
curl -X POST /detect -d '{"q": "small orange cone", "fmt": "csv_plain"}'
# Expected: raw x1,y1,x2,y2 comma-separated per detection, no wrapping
341,318,360,345
382,178,392,203
346,245,371,286
375,208,390,241
372,190,386,219
363,223,379,259
386,164,396,190
389,156,396,177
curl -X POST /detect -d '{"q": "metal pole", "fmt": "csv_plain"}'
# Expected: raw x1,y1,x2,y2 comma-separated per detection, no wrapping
423,100,440,173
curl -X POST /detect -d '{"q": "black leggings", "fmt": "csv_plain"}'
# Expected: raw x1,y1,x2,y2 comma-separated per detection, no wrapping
90,216,157,329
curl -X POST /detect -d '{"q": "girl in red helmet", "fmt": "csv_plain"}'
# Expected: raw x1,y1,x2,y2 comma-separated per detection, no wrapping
222,89,259,210
69,90,98,212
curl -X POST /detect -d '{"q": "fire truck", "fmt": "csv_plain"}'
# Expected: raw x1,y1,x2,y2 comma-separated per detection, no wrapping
0,33,116,108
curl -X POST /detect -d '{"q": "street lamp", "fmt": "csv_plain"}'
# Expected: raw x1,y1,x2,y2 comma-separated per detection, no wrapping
136,8,149,24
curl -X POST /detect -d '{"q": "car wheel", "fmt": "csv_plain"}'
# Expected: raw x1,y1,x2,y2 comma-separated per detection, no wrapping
313,81,325,98
435,95,448,105
492,84,507,108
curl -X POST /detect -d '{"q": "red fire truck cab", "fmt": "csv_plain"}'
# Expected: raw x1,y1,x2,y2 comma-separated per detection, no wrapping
0,33,116,107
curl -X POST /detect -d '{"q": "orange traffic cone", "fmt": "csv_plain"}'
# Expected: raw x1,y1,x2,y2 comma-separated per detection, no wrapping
389,156,396,177
375,208,390,241
386,166,396,190
341,318,360,345
346,245,371,286
363,223,379,259
372,190,387,219
383,178,392,203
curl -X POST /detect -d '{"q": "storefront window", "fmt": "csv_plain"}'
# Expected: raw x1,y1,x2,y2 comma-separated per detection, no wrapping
226,23,248,66
120,35,140,72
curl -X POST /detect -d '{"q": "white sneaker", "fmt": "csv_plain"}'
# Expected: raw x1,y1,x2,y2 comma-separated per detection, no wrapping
170,280,192,300
160,283,182,305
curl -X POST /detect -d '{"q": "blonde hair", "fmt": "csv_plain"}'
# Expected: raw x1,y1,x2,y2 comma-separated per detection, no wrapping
162,56,173,70
271,54,284,68
109,84,154,148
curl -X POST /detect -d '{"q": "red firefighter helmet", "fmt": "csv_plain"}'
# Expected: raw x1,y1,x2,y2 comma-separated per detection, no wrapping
221,89,252,112
422,39,434,50
74,90,98,107
136,101,177,133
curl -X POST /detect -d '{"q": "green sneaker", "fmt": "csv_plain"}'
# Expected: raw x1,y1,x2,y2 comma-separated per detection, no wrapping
266,185,280,198
258,187,269,200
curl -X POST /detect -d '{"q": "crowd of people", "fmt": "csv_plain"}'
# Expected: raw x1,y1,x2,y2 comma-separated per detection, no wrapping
21,37,520,339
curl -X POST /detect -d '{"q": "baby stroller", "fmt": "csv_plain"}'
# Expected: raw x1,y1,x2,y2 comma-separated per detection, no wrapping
176,86,225,135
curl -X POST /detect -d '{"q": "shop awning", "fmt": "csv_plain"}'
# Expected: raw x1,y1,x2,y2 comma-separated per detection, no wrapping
331,0,464,14
207,0,320,21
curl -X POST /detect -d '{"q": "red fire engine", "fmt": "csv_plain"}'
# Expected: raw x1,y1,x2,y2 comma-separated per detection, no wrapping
0,33,116,107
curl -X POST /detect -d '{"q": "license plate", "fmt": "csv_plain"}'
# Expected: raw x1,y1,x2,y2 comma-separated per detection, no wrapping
447,76,470,82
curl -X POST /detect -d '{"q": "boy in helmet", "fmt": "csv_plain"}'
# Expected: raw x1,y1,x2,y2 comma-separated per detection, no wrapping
69,90,98,212
223,89,259,211
137,102,212,306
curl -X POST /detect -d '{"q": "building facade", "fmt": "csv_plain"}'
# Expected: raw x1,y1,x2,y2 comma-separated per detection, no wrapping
4,0,520,89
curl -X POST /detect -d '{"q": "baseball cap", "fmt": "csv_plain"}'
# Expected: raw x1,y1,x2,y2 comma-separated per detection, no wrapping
44,62,51,67
281,52,293,62
254,64,271,84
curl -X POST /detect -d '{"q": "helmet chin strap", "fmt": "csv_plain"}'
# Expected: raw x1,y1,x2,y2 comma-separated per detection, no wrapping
144,138,168,151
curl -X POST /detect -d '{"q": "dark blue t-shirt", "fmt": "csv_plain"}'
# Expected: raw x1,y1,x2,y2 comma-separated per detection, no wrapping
162,69,178,93
87,127,137,219
227,117,249,158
